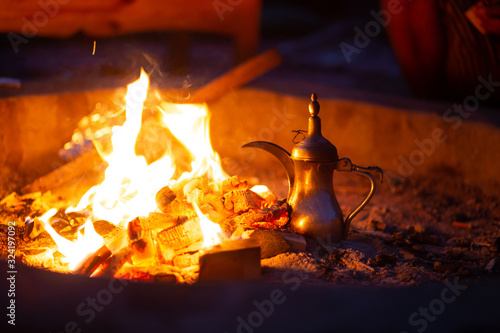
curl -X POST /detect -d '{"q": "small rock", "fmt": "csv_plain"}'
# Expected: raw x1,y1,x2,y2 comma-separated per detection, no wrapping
489,237,500,252
374,254,397,266
446,251,462,260
409,233,440,246
433,260,461,273
485,258,496,272
447,237,471,248
368,208,386,231
411,245,427,254
414,223,425,233
481,247,491,256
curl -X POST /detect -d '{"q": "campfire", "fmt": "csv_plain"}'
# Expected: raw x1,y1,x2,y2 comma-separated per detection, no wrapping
1,69,293,283
1,69,499,290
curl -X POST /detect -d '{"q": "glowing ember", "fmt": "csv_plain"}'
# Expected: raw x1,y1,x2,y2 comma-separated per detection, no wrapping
250,185,270,195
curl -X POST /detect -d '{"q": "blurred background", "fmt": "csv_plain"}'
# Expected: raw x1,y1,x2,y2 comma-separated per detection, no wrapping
0,0,410,105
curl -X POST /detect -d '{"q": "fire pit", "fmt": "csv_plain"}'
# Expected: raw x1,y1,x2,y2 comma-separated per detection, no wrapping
1,71,500,331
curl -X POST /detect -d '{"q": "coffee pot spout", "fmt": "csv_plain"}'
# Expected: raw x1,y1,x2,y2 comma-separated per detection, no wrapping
241,141,295,196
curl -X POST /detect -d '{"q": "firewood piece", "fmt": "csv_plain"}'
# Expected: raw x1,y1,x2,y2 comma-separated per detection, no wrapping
161,197,195,218
189,48,283,104
221,176,248,194
93,247,133,279
173,252,200,269
128,217,142,241
92,220,116,236
175,240,203,256
223,189,264,213
201,193,231,217
156,218,203,251
73,245,112,276
219,203,289,233
199,239,261,281
130,236,155,265
147,212,180,230
243,230,290,259
20,150,105,194
183,177,210,197
23,217,46,240
155,186,177,213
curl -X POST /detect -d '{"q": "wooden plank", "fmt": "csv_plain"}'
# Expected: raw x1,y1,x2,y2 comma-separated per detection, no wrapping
20,149,105,194
189,48,282,104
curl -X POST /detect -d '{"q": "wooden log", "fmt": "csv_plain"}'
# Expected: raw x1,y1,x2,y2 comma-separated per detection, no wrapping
20,150,105,194
199,239,261,281
223,189,264,213
173,252,199,269
188,48,282,104
146,213,180,231
156,218,203,251
155,186,177,213
92,247,133,279
127,217,142,241
242,230,290,259
73,245,112,276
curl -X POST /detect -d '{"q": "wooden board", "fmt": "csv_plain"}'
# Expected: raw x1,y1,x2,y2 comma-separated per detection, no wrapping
0,0,261,62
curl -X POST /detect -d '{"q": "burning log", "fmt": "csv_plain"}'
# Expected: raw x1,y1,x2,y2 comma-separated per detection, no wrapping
73,245,112,276
223,189,265,213
220,176,248,194
156,218,203,251
183,178,211,197
155,186,177,213
146,212,181,230
92,247,133,279
173,252,200,269
128,217,142,241
23,217,46,240
20,150,106,195
219,203,289,233
160,197,195,218
127,217,155,265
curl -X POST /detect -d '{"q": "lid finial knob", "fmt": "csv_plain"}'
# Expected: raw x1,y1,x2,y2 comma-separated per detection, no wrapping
309,93,319,117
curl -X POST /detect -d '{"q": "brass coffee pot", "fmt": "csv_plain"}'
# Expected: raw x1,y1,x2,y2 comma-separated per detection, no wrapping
243,94,383,243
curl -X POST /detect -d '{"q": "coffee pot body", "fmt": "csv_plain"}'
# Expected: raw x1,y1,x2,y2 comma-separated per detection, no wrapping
243,94,382,243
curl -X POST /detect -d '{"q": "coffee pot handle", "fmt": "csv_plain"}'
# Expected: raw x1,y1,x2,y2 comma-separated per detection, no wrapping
336,158,383,239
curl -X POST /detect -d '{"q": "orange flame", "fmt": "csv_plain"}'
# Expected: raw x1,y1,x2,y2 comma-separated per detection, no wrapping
193,202,223,248
68,69,226,228
39,209,104,270
44,69,228,270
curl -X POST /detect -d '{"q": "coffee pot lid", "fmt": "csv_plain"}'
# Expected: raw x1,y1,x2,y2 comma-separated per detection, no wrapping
291,94,339,162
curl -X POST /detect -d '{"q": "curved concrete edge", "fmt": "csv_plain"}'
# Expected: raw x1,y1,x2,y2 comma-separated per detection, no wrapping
0,87,498,196
209,89,500,195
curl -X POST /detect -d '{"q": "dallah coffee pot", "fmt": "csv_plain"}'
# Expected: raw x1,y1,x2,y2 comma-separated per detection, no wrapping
243,94,383,243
